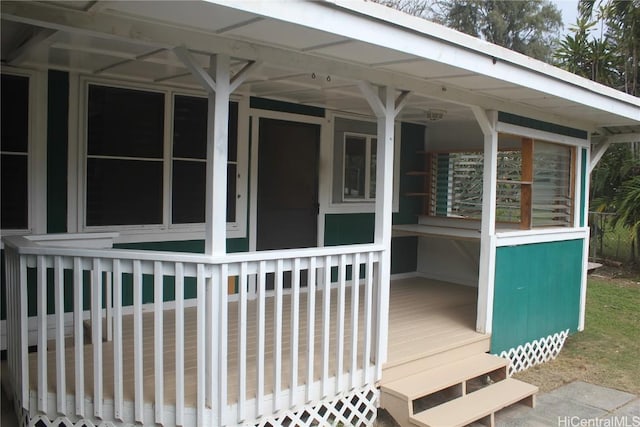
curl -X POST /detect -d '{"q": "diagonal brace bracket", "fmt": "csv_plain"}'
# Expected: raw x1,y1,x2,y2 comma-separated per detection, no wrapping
173,45,217,93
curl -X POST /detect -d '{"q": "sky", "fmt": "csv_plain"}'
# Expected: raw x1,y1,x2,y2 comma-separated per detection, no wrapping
553,0,580,34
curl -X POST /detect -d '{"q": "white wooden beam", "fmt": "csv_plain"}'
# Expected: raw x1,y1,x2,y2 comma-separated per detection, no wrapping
473,108,498,335
6,28,56,66
594,132,640,145
94,47,165,75
173,46,217,93
205,54,231,255
589,139,611,173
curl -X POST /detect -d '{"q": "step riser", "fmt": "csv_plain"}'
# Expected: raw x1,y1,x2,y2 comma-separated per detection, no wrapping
380,392,412,427
382,338,490,384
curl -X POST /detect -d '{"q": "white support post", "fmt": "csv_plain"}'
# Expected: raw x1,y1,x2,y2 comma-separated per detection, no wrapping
358,83,404,373
472,107,498,335
205,54,231,255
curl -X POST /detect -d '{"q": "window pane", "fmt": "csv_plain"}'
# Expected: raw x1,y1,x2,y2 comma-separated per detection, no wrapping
172,161,237,224
344,136,366,199
495,151,522,223
227,163,236,222
88,85,164,158
173,97,239,161
1,74,29,153
1,154,28,229
450,152,483,219
533,142,572,227
228,102,238,162
173,95,207,159
87,158,163,226
369,138,377,199
172,160,205,224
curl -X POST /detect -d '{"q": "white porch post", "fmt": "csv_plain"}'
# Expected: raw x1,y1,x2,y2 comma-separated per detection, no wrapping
472,108,498,335
358,83,405,378
205,54,231,255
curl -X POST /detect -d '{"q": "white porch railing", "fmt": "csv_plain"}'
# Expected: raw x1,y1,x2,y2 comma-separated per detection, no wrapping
3,235,384,426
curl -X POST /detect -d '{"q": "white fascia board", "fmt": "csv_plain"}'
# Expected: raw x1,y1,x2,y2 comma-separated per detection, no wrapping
210,0,640,124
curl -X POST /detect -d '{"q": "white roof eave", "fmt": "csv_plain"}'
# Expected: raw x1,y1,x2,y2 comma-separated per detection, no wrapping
209,0,640,126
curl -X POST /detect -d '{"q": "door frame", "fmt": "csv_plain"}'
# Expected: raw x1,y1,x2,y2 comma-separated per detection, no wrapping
249,109,326,252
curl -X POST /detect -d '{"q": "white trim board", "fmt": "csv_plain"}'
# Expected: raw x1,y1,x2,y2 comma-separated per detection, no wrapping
495,122,590,148
495,227,589,247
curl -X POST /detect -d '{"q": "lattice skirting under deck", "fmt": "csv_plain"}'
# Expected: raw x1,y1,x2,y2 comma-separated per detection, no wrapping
255,385,379,427
13,386,378,427
497,329,570,376
28,416,116,427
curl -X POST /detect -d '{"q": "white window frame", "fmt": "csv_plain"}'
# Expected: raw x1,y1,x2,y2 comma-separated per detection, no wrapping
0,67,47,239
325,112,400,214
342,132,377,202
77,77,248,243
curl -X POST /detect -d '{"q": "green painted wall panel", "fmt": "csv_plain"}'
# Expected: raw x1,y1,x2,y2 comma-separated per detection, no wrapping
491,239,584,353
114,238,248,254
47,70,69,233
498,112,588,140
250,97,325,117
324,213,375,246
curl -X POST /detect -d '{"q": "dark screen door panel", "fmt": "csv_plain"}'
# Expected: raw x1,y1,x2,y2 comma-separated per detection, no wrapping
257,118,320,251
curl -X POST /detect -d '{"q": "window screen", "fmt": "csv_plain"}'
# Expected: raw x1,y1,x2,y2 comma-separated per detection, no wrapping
171,95,238,224
1,74,29,229
86,85,164,226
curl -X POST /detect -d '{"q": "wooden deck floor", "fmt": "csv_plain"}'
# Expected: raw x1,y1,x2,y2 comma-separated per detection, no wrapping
28,277,483,409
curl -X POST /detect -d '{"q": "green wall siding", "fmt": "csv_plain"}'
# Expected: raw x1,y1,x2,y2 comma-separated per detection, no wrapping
250,97,325,117
491,239,584,353
114,238,249,254
498,112,588,140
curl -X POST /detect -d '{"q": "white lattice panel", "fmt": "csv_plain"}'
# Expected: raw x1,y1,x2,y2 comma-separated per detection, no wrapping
255,386,378,427
29,415,116,427
498,329,569,376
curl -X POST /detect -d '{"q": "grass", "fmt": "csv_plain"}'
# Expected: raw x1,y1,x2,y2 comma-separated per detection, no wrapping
515,273,640,394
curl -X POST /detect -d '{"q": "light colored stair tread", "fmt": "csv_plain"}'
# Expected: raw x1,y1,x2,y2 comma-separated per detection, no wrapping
411,378,538,427
382,353,507,400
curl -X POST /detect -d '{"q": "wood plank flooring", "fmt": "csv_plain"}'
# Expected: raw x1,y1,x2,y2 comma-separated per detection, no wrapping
28,277,483,409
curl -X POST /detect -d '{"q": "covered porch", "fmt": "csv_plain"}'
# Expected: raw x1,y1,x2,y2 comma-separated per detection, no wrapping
4,234,481,427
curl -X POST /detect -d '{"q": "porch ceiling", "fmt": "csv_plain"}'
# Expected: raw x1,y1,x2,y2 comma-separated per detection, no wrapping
1,0,639,134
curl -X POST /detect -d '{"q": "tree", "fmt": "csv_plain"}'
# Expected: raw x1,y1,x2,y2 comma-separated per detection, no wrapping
557,0,640,263
374,0,563,62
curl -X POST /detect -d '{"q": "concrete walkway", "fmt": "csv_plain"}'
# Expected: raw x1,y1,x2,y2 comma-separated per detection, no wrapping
489,381,639,427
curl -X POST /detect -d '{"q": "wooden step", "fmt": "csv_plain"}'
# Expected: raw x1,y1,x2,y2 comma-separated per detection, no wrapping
382,353,507,401
382,334,490,384
411,378,538,427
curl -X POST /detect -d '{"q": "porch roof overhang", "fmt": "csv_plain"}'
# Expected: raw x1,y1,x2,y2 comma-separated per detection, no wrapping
1,0,639,139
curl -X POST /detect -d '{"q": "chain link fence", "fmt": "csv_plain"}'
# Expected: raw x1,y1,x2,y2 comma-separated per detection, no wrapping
589,211,634,264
